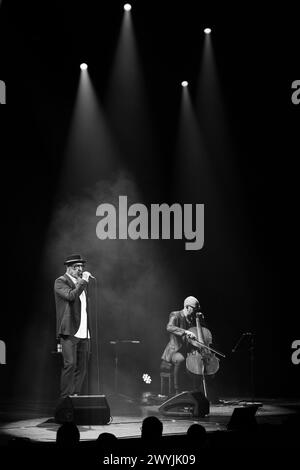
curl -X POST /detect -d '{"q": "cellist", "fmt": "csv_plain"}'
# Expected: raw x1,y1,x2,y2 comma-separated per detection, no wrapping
161,296,199,395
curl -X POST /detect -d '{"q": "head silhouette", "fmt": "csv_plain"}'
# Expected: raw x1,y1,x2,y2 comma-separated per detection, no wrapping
96,432,118,452
56,422,80,447
141,416,163,440
186,423,207,446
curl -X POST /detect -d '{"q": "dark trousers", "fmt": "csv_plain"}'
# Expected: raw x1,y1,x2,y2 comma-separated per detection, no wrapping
60,335,90,398
171,352,186,392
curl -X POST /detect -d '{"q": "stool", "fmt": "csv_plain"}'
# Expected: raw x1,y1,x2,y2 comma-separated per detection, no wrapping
160,371,173,396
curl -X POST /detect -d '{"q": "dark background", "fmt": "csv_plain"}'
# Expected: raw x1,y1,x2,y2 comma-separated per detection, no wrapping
0,0,299,403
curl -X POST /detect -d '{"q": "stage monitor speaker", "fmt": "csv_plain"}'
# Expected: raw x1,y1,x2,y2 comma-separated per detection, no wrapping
55,395,111,425
227,405,259,431
158,390,209,418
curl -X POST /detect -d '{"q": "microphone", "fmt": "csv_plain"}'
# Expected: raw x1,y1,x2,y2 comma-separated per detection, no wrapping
89,273,96,279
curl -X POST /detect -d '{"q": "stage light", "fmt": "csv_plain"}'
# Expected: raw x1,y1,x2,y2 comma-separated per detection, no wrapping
181,81,188,87
142,373,152,384
80,63,88,70
124,3,132,11
204,28,212,34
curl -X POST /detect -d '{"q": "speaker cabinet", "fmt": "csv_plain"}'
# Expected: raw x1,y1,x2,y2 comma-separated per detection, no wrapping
159,390,209,418
55,395,111,425
227,404,259,430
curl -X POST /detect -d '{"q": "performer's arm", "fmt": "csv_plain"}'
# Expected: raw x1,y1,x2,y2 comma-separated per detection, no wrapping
167,312,197,340
166,312,187,337
54,277,87,302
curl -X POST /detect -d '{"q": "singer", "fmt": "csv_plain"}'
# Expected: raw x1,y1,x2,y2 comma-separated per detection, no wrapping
54,254,93,399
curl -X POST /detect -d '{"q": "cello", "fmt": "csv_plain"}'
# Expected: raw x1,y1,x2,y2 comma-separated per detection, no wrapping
185,313,225,398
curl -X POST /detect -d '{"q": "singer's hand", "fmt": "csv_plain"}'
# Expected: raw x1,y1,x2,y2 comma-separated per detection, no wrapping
82,271,92,282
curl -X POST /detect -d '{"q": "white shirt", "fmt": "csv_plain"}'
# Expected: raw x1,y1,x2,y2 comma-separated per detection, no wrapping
66,273,90,339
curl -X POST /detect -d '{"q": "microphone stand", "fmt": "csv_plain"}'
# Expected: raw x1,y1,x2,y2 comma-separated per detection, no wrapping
108,340,141,402
231,332,260,405
86,275,100,395
231,332,248,354
249,333,255,403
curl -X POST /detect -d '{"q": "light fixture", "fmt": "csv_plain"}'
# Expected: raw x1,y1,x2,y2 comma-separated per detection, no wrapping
142,373,152,384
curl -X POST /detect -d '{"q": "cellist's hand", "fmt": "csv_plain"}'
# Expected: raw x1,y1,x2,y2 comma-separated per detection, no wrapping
185,331,197,340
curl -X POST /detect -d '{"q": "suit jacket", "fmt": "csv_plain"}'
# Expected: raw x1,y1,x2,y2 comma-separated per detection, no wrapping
54,274,89,338
161,310,194,362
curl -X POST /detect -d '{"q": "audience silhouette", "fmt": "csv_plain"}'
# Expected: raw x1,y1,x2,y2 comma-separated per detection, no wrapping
96,432,118,455
141,416,163,441
186,423,208,448
56,422,80,448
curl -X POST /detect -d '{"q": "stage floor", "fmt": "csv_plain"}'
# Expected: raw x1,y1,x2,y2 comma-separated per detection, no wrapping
1,396,299,444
